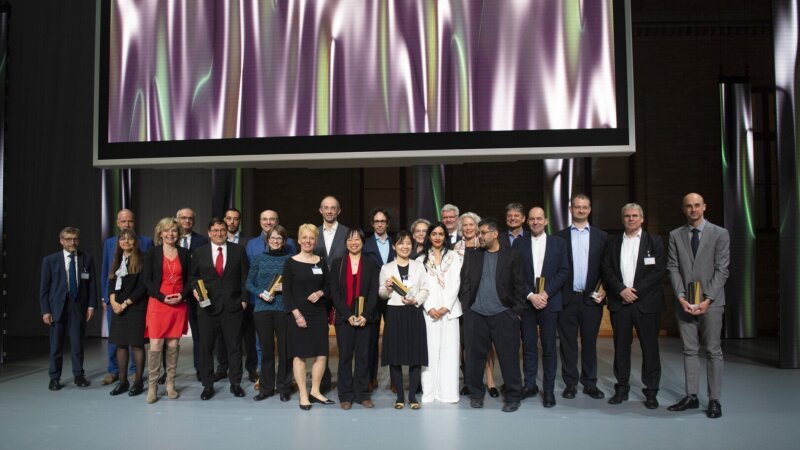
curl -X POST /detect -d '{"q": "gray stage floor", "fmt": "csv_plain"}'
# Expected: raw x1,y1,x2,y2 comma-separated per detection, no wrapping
1,336,797,450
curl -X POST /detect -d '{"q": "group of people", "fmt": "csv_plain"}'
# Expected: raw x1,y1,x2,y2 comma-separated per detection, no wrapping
39,192,729,418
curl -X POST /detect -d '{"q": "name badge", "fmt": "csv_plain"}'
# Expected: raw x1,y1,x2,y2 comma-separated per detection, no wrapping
644,257,656,265
311,266,323,275
80,272,90,280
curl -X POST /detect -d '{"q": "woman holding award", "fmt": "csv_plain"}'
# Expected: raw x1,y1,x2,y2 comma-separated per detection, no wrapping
416,222,463,403
142,217,191,404
282,224,332,410
246,225,292,402
380,231,429,409
107,229,148,397
329,229,379,410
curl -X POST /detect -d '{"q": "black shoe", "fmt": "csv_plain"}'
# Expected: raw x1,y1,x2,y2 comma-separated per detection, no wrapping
74,375,91,388
521,385,539,399
157,372,167,385
213,371,227,382
196,372,202,382
668,395,699,411
706,400,722,419
542,392,556,408
469,398,484,408
644,394,659,409
201,386,215,400
230,384,246,397
253,391,274,401
248,371,258,383
562,385,577,399
128,381,144,396
502,401,520,412
110,381,130,396
310,395,335,405
460,386,470,396
48,379,64,391
299,403,312,411
488,387,500,398
280,392,291,402
608,385,629,404
583,385,605,399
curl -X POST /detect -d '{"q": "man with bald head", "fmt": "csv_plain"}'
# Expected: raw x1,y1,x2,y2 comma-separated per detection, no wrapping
667,193,729,418
246,210,297,261
100,209,153,385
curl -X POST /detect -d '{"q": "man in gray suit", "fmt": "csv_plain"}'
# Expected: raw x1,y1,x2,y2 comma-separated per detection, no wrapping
666,193,729,419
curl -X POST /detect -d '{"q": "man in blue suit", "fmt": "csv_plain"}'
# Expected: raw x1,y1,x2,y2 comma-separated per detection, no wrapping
512,206,568,408
99,209,153,385
40,227,98,390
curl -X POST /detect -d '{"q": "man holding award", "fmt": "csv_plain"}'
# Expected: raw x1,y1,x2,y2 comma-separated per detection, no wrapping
512,207,568,408
666,193,730,418
556,194,609,400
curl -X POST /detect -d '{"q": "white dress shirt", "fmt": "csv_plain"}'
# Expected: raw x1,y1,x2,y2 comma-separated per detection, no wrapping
323,222,338,255
531,233,547,278
211,242,228,270
620,230,641,288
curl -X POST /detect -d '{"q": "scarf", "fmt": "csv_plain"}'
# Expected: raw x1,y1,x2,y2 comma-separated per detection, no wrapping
345,254,362,308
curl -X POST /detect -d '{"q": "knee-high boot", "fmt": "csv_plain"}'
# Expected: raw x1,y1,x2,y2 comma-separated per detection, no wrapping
166,346,180,399
147,350,162,404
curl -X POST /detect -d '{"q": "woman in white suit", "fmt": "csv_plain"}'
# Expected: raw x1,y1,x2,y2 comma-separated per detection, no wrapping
416,222,463,403
380,231,430,409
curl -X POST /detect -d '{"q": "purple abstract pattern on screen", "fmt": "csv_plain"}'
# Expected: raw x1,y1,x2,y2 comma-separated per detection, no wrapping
108,0,617,143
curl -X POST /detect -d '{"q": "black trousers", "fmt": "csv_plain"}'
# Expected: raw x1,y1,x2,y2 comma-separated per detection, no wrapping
215,303,257,374
558,294,604,388
335,322,372,403
463,310,522,403
187,300,201,371
199,310,243,387
521,307,558,392
389,365,421,403
610,306,661,393
49,300,86,380
253,311,291,394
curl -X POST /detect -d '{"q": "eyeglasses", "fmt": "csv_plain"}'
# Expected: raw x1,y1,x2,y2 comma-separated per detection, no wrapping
268,236,284,241
209,228,227,234
62,237,80,242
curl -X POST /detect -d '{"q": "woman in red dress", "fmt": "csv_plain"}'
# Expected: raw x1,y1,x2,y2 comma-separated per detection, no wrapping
143,217,191,403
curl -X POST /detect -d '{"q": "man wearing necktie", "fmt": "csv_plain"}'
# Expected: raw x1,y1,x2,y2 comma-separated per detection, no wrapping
176,207,208,380
666,193,730,418
39,227,97,391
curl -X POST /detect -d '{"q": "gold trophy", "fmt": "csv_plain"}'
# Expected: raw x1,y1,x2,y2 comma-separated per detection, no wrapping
688,281,703,308
389,276,410,297
196,280,211,308
356,296,365,318
534,277,546,294
591,280,605,301
266,274,282,297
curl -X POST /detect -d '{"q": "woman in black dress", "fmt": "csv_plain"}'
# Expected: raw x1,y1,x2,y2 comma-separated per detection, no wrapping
283,224,332,410
329,228,379,410
107,229,148,396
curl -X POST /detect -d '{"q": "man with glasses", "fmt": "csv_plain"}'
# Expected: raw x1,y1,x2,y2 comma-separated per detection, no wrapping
440,204,461,246
176,207,208,381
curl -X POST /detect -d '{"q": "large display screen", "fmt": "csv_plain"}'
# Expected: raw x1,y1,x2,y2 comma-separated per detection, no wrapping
94,0,634,167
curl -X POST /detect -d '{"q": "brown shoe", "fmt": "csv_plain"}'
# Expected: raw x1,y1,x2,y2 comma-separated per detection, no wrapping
340,401,352,410
361,399,375,408
101,373,119,385
367,379,377,392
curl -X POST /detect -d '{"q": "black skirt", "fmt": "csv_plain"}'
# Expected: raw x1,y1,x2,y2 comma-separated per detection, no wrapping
287,314,329,359
109,300,147,346
381,304,428,366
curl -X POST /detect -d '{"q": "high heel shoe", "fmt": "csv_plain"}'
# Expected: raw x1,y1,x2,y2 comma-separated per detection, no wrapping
310,395,335,405
299,403,312,411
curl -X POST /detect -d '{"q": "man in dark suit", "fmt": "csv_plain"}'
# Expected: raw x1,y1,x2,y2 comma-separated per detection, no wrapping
666,193,730,418
513,207,568,407
99,209,153,386
190,218,250,400
177,207,208,381
601,203,666,409
362,207,396,391
441,204,461,245
499,202,528,249
460,217,527,412
313,195,349,393
39,227,97,390
556,194,608,400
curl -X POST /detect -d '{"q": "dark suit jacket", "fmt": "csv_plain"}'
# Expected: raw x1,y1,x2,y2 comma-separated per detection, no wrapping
557,225,608,306
186,231,209,250
314,223,350,269
107,271,148,306
458,247,528,316
142,246,192,302
40,251,98,321
512,233,569,311
101,234,153,301
328,256,380,323
601,231,666,314
362,233,396,269
499,228,529,249
189,242,249,316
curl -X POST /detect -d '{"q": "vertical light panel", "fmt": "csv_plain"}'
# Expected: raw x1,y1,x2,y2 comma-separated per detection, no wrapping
544,159,574,233
414,165,445,222
774,0,800,368
719,79,756,339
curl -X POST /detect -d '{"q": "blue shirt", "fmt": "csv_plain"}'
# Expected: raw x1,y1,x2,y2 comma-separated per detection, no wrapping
375,234,391,265
570,224,591,291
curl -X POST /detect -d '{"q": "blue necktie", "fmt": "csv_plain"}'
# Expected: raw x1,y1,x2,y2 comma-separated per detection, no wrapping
691,229,699,257
68,253,78,301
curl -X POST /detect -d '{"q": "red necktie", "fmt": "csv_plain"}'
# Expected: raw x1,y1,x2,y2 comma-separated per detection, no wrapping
215,247,224,277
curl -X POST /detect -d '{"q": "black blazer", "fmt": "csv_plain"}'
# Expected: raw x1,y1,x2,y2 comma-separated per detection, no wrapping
498,228,529,249
601,231,666,314
189,242,249,316
512,233,569,312
187,231,209,250
557,225,608,306
362,233,396,269
143,246,192,302
328,255,380,323
107,271,148,307
458,247,528,316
